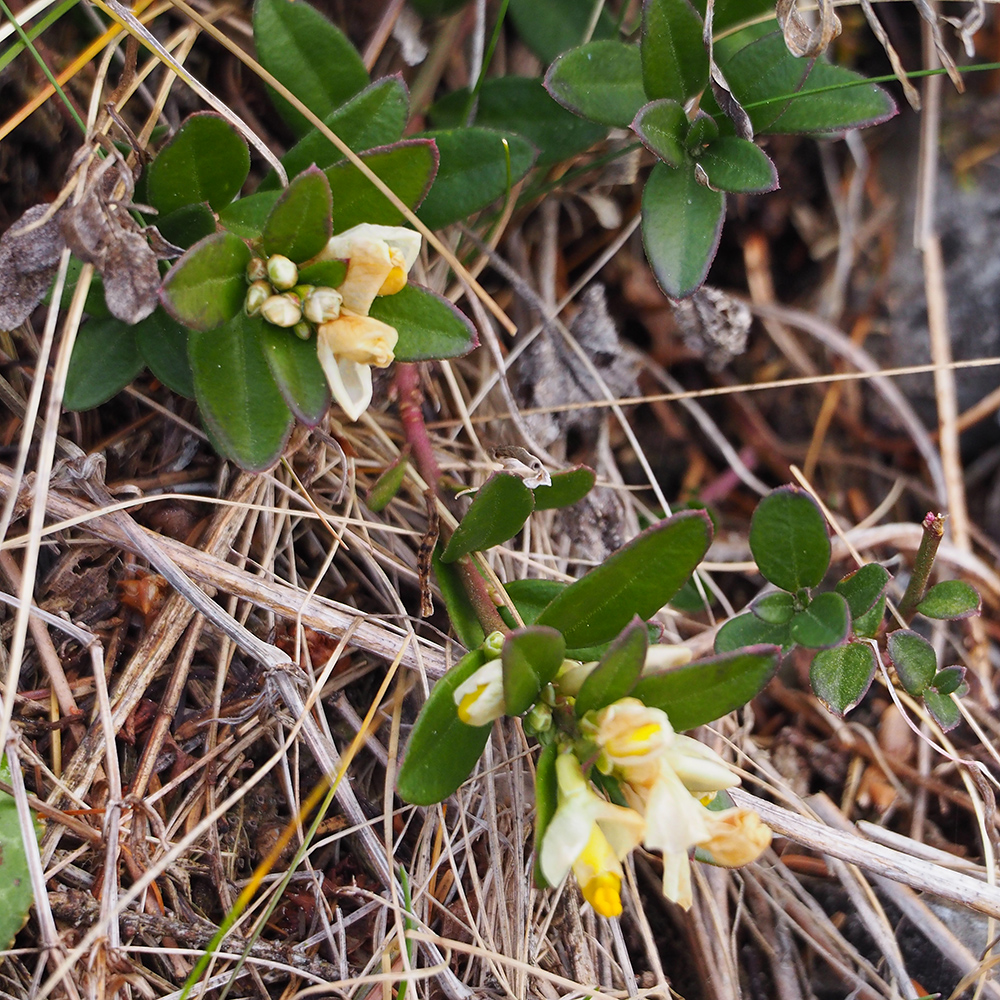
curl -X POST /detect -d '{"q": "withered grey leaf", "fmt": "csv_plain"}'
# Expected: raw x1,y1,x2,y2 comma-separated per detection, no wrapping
100,230,160,324
710,72,753,141
59,191,113,268
776,0,841,57
0,203,66,329
671,285,751,371
144,225,183,260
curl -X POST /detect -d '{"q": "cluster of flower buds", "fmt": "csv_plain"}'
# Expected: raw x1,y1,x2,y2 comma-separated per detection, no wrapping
240,224,422,421
453,640,772,917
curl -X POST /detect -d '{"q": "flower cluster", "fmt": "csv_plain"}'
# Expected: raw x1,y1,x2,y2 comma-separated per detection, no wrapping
453,643,771,917
245,223,421,421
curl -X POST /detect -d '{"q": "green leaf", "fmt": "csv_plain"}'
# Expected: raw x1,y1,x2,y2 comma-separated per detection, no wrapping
188,312,294,471
370,284,478,361
505,579,565,625
160,231,251,331
535,509,712,648
135,308,195,398
218,191,280,240
714,612,790,653
641,0,708,103
502,626,566,716
887,629,937,696
932,665,966,697
258,322,329,425
397,649,493,804
297,259,347,288
64,318,144,410
429,77,607,167
545,40,647,129
835,563,890,620
440,473,535,563
326,140,438,233
261,166,332,263
263,76,410,189
531,466,596,511
252,0,368,136
533,742,559,886
432,547,486,650
789,592,849,649
749,486,830,592
685,111,719,151
147,113,250,214
367,448,410,513
632,99,688,168
697,136,778,193
853,595,885,639
916,580,981,621
751,591,795,625
508,0,617,65
0,755,37,949
416,127,536,230
715,28,896,135
154,203,217,249
642,161,725,299
922,689,961,732
810,641,876,715
575,617,648,717
633,645,780,730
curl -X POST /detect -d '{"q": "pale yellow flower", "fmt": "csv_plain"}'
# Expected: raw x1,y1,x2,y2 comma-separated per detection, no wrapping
452,659,505,726
539,753,645,918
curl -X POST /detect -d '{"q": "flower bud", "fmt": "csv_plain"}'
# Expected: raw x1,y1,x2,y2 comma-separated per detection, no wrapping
267,254,298,291
293,321,313,341
482,630,505,660
304,286,343,324
260,293,302,328
524,702,552,734
244,280,271,316
246,257,268,283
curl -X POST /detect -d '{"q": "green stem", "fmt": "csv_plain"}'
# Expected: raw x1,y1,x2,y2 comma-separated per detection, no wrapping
898,512,945,622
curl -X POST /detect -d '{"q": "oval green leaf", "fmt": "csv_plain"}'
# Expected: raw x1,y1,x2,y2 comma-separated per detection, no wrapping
810,641,876,715
159,231,251,331
749,486,830,593
632,645,780,731
370,283,478,362
632,99,688,168
916,580,981,621
715,612,790,653
326,140,438,233
922,688,961,732
545,40,647,129
641,0,708,104
261,166,332,263
886,628,937,696
155,203,217,249
932,665,966,697
135,308,195,398
502,626,566,717
789,591,849,649
751,590,795,625
218,191,281,241
264,76,410,189
535,509,712,649
530,466,596,511
257,323,330,425
698,136,778,193
147,113,249,214
64,318,144,410
188,312,293,470
297,259,348,288
575,616,648,717
505,579,565,626
397,649,493,805
533,741,559,886
642,161,725,299
853,595,886,639
440,473,535,563
416,127,536,230
0,755,37,949
835,562,891,620
252,0,368,136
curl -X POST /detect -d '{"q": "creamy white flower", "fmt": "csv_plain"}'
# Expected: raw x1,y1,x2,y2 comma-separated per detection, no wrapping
452,659,505,726
311,224,421,421
643,643,693,673
540,753,645,918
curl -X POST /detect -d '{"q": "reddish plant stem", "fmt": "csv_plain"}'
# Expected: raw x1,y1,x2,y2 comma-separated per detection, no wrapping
898,512,945,623
394,363,508,636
